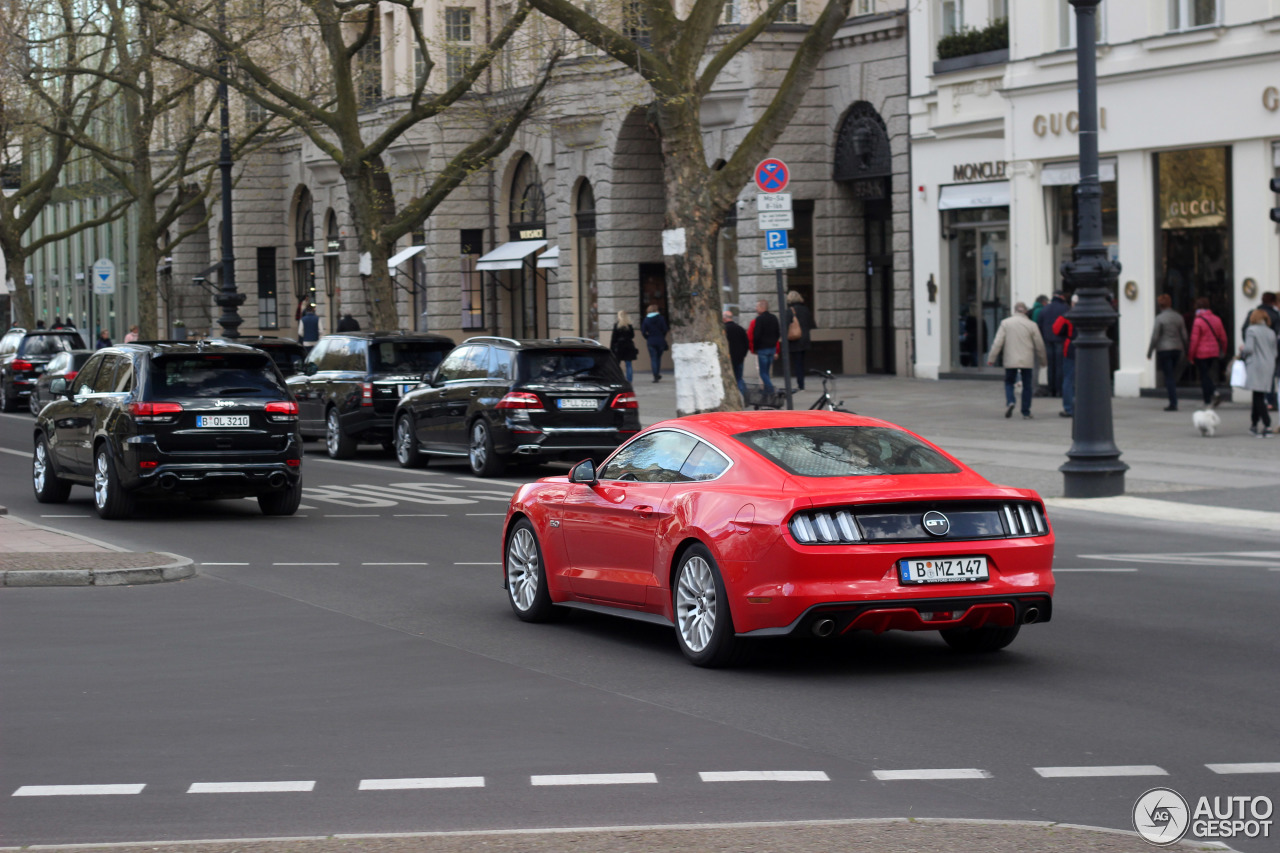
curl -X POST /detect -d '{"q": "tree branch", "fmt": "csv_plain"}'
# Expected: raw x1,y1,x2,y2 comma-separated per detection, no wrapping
525,0,672,88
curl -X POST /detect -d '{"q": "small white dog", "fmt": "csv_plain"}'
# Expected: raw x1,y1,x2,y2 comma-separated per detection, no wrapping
1193,406,1221,437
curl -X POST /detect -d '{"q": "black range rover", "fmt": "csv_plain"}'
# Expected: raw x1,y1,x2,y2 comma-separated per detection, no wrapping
32,342,304,519
392,336,640,477
288,332,454,458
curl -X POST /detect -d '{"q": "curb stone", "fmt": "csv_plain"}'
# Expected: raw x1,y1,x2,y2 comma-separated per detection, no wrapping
1,553,196,587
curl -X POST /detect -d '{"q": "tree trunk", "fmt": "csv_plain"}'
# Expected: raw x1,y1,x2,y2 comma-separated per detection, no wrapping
134,212,161,340
0,227,32,328
345,168,400,331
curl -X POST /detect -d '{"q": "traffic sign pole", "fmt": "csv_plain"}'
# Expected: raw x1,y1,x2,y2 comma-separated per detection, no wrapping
755,159,794,409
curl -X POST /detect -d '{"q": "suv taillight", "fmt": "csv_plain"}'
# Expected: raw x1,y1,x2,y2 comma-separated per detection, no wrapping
496,392,544,410
11,360,33,372
127,401,183,423
265,400,298,421
611,392,638,409
361,382,373,407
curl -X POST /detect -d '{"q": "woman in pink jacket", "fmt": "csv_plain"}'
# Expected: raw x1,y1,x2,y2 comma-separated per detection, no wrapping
1188,296,1227,405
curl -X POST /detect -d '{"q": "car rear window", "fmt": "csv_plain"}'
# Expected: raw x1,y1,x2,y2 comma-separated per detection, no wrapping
148,355,288,399
520,349,624,384
735,426,960,477
21,334,84,355
370,341,450,374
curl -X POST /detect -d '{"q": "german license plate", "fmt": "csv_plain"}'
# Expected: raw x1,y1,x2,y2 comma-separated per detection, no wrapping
400,384,415,395
197,415,249,428
899,556,989,584
557,398,598,410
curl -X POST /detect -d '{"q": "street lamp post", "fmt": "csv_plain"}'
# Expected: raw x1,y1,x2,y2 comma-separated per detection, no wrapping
214,0,244,339
1060,0,1127,497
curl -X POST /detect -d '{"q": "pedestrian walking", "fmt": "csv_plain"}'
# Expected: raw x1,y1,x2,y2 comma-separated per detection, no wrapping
1051,295,1078,418
747,299,781,395
94,329,112,350
336,312,361,332
609,310,639,383
1241,292,1280,410
784,290,815,391
723,309,749,395
1147,293,1189,411
51,317,63,329
1188,297,1227,406
640,304,668,382
35,319,45,330
298,303,323,351
124,324,140,343
988,302,1047,419
1239,309,1277,437
1039,291,1069,397
1029,294,1049,326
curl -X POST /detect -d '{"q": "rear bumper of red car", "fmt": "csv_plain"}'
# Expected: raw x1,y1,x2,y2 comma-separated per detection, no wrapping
736,593,1052,638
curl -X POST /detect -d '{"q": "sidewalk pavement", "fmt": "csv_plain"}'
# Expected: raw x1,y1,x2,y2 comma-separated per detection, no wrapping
0,508,194,586
631,370,1280,523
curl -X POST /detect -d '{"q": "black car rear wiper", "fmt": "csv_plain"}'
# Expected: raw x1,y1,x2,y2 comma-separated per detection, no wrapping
209,387,265,395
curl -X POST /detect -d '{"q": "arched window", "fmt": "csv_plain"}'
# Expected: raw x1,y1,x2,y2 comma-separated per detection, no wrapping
576,181,597,339
292,189,315,308
509,154,546,238
507,155,547,337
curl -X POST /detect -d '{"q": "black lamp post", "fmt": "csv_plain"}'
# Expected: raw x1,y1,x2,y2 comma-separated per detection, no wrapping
1059,0,1127,497
214,0,244,338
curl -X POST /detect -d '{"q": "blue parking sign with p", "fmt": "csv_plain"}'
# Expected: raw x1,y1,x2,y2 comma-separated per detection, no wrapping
765,230,789,251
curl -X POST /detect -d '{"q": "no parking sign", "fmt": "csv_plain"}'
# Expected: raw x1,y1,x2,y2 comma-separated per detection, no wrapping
754,159,789,194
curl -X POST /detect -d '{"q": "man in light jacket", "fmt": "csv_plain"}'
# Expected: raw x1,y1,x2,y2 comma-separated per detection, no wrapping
989,302,1048,420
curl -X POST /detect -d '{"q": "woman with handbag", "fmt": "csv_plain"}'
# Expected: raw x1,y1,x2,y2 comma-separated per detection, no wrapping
1188,297,1227,406
1239,309,1277,436
609,310,639,383
784,290,814,391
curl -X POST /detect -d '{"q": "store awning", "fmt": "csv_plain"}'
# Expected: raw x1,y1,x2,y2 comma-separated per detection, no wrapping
938,181,1010,210
536,245,560,269
476,240,547,271
1040,158,1116,186
388,245,426,270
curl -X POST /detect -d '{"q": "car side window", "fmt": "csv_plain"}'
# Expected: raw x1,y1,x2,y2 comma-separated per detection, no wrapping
435,346,472,383
337,339,368,372
599,431,699,483
107,357,135,393
0,332,18,355
489,348,514,381
458,346,490,380
306,339,329,370
679,441,731,481
74,354,106,396
88,355,120,394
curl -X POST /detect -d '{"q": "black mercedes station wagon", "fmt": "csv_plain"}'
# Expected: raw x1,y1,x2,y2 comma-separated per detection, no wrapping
32,342,304,519
392,337,641,477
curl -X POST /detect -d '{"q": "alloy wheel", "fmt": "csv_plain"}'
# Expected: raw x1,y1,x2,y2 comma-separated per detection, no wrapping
675,555,717,653
506,527,539,611
326,411,340,456
469,423,488,471
94,451,109,509
33,442,48,493
396,417,414,465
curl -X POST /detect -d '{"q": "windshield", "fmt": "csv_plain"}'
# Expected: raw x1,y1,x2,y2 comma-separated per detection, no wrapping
735,426,961,477
520,349,624,384
370,341,450,374
21,334,84,356
263,347,305,376
148,355,289,399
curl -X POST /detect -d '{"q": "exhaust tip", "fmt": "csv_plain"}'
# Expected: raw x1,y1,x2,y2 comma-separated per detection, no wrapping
268,472,287,489
159,473,178,490
1022,607,1041,625
811,618,836,638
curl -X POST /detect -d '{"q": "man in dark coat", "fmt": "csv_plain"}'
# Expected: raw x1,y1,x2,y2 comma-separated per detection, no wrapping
298,304,323,351
723,310,749,395
747,299,781,395
336,312,360,332
1039,291,1070,396
640,304,668,382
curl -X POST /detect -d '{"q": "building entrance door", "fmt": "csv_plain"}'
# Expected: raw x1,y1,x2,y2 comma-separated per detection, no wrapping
864,200,894,374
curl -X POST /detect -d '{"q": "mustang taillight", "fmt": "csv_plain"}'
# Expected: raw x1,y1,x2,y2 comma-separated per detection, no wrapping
264,400,298,421
361,382,373,407
127,401,183,423
496,392,544,410
790,509,863,544
1003,502,1048,537
611,392,638,409
11,360,33,372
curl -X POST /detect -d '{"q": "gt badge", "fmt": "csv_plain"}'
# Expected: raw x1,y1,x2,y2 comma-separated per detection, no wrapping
921,511,950,537
549,519,560,527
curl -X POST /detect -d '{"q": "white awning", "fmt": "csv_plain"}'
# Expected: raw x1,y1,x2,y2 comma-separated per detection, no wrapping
1040,158,1117,186
938,181,1010,210
476,240,547,271
536,245,560,269
388,245,426,270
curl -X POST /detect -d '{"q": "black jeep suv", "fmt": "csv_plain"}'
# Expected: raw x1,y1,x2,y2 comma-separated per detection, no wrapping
287,331,454,458
1,328,87,411
32,341,304,519
392,337,640,477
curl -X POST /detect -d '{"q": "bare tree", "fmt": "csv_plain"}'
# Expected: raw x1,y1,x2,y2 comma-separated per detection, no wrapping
152,0,560,331
523,0,853,413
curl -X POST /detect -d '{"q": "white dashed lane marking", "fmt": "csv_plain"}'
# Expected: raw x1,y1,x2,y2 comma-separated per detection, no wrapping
699,771,829,782
13,784,144,796
187,781,315,793
1054,568,1139,573
200,562,249,566
359,777,484,790
872,769,991,781
531,773,658,786
1207,763,1280,774
1035,765,1167,778
361,562,429,566
272,562,339,566
1080,550,1280,569
455,562,500,566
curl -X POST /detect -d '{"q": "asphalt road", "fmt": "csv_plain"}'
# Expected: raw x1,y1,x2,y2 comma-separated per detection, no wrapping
0,410,1276,851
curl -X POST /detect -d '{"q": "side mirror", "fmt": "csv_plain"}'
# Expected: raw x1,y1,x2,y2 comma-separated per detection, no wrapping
303,362,319,376
50,377,70,397
569,458,597,485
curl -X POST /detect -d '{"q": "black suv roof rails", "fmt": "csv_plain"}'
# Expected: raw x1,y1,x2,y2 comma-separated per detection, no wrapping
553,336,601,346
464,336,521,347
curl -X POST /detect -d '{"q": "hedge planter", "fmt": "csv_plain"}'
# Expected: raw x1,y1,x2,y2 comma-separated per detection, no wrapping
933,48,1009,75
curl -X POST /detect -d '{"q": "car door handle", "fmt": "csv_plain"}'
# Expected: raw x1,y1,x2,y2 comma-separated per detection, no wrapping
470,389,479,396
634,505,653,518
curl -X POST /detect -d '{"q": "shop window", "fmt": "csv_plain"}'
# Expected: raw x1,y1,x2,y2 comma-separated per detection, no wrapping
1169,0,1218,31
461,229,484,330
257,247,278,329
1050,180,1118,295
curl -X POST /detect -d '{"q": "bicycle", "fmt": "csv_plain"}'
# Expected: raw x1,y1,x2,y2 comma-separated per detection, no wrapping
808,369,853,413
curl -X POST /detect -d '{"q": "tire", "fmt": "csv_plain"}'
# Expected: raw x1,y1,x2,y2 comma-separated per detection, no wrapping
941,623,1021,653
0,381,14,413
505,519,557,622
467,419,505,478
394,414,426,468
672,544,742,667
258,476,303,516
325,407,356,459
32,437,72,503
93,445,136,520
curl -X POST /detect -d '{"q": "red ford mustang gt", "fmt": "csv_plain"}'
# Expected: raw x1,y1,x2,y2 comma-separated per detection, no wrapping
502,410,1054,667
